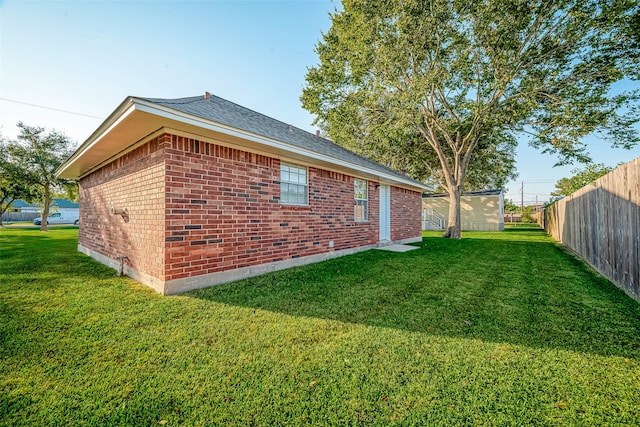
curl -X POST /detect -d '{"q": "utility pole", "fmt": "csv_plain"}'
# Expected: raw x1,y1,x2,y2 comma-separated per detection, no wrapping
521,181,524,213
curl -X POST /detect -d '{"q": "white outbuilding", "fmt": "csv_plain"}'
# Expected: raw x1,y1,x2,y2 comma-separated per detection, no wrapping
422,190,504,231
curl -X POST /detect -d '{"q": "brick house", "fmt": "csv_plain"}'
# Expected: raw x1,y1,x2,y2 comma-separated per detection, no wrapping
57,93,427,295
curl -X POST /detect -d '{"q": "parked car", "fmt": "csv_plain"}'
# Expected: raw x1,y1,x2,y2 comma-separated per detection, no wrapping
33,212,79,226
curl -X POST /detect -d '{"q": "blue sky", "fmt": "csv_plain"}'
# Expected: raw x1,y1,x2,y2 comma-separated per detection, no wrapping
1,0,638,203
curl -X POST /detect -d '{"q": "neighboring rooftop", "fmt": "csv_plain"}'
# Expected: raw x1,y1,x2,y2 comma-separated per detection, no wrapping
9,198,79,210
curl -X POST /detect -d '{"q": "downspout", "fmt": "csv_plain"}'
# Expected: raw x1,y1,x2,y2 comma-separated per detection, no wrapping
116,256,129,277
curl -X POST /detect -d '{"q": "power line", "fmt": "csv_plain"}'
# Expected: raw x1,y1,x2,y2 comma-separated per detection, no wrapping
507,192,552,196
0,97,104,120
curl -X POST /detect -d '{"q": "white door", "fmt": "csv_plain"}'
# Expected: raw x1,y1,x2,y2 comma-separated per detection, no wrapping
379,184,391,241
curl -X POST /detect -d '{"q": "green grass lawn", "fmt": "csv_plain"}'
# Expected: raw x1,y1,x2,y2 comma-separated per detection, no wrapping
503,222,541,228
1,227,639,426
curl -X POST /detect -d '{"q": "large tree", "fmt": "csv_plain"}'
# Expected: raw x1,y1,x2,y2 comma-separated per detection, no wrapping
302,0,639,238
1,123,76,231
0,136,27,225
551,162,615,196
0,178,36,226
504,198,520,214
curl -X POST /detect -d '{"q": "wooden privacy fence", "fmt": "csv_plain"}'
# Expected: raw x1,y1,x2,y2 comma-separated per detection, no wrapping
1,212,40,223
544,157,640,302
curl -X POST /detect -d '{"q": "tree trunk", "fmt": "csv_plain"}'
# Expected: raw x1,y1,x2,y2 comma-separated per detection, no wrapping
0,199,16,227
0,197,8,226
442,185,462,238
41,185,51,232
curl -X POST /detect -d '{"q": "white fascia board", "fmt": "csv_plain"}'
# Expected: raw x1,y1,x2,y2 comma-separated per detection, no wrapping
132,98,429,191
56,98,137,177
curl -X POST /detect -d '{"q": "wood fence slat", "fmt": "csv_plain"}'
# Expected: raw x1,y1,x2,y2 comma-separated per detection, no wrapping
544,157,640,302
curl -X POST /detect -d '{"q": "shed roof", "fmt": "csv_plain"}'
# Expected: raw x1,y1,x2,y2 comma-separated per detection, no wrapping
57,93,428,191
422,189,503,198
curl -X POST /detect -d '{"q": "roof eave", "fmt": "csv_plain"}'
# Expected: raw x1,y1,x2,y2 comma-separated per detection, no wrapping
56,96,137,178
131,99,429,191
57,97,430,191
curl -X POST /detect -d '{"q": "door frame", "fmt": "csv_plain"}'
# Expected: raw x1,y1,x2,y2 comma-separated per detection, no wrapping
379,184,391,242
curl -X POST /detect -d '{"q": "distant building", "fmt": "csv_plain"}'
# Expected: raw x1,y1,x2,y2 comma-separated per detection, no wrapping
422,190,504,231
10,199,79,215
504,212,522,223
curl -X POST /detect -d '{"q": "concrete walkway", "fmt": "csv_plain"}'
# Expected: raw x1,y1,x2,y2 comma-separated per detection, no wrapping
376,244,420,253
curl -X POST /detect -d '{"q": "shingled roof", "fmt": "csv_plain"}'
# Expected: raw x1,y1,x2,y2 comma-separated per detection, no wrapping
9,198,78,209
422,189,503,198
57,93,429,191
141,94,423,187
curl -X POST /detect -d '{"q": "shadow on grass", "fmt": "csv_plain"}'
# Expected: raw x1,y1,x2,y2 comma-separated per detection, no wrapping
3,227,639,359
188,232,640,359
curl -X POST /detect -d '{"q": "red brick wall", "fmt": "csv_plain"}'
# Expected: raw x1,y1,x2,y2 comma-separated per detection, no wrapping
79,132,422,287
163,134,380,281
79,136,166,280
390,186,422,242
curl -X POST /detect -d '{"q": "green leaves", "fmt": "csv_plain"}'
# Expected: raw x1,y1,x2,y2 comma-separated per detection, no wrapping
0,123,77,230
551,163,615,196
302,0,638,236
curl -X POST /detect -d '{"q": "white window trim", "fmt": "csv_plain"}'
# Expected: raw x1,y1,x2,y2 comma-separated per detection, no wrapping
280,162,309,206
354,179,368,222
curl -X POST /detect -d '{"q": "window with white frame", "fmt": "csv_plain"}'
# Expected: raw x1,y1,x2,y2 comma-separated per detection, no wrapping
280,162,308,205
354,179,368,221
